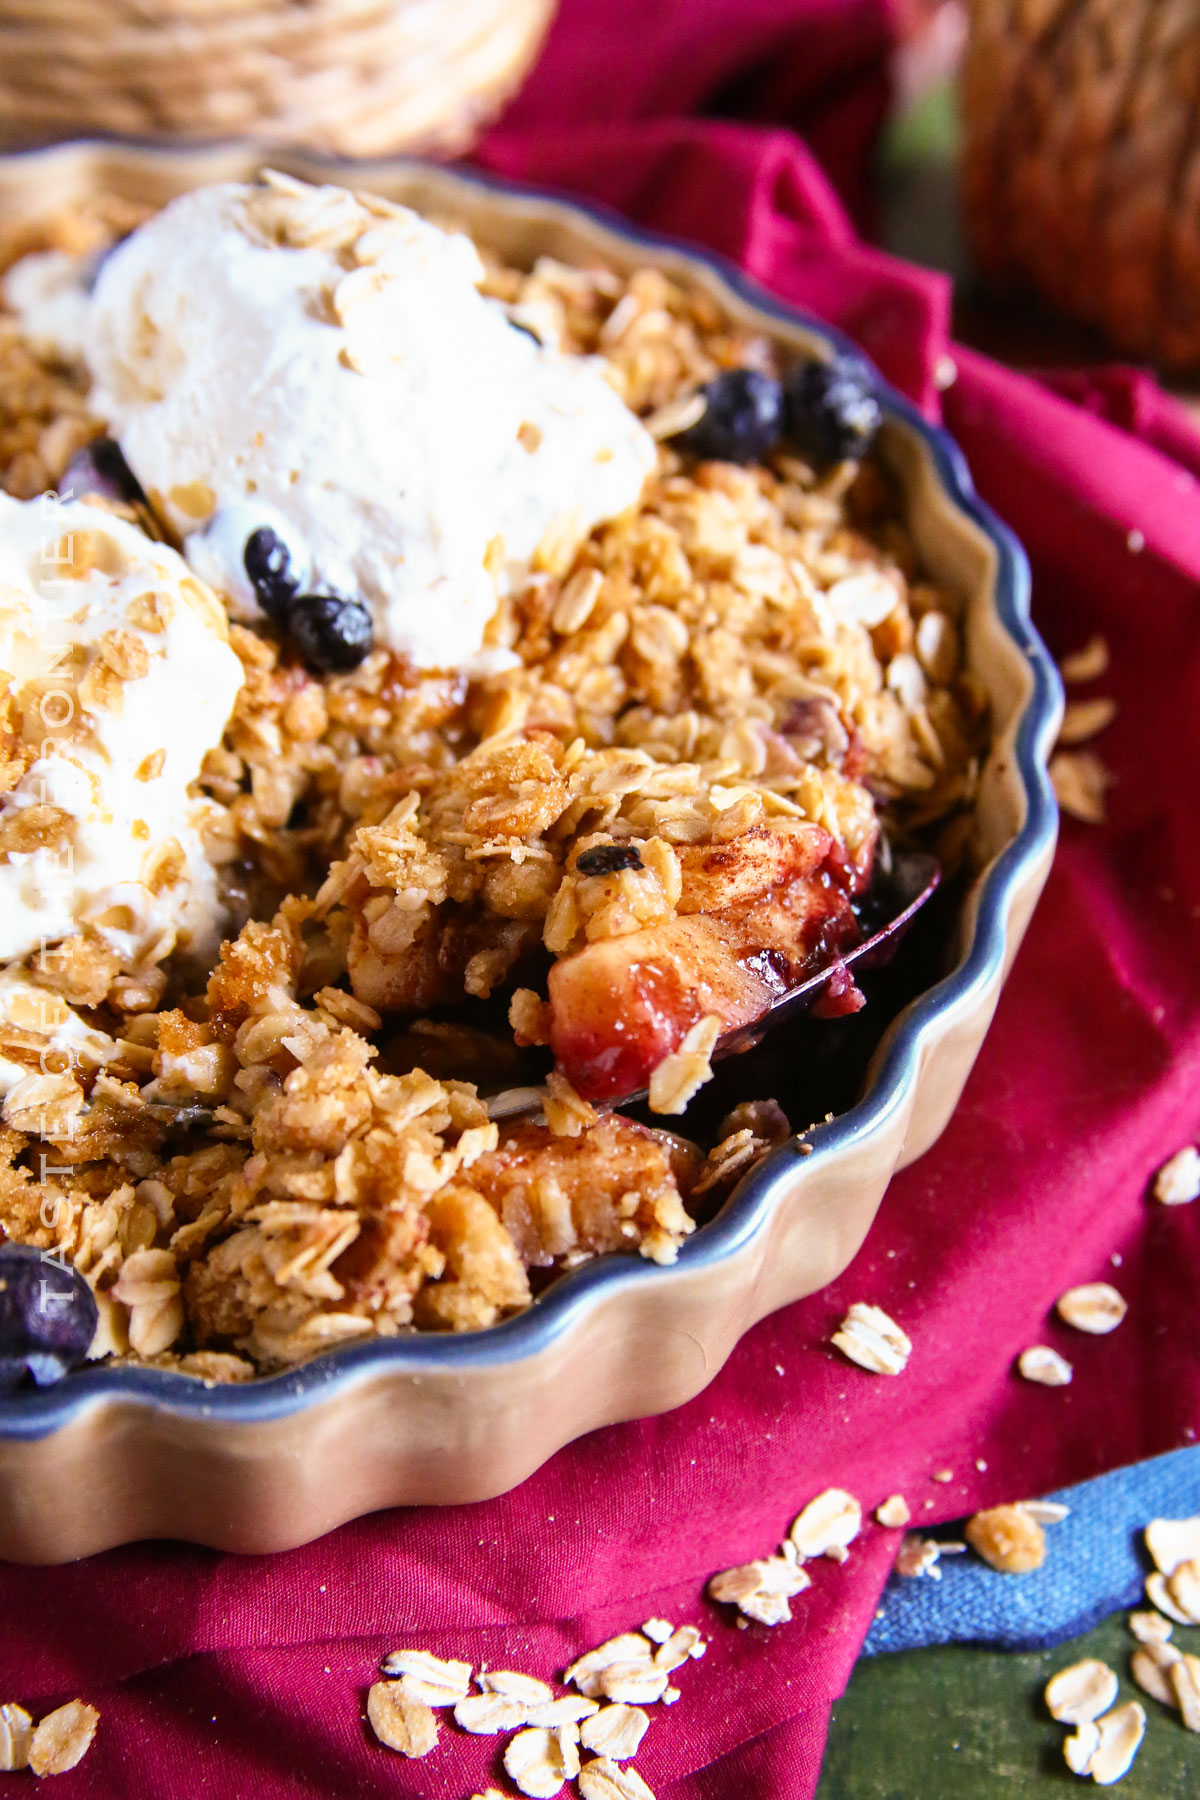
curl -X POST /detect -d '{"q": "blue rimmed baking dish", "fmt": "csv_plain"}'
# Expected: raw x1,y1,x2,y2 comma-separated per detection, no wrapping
0,142,1062,1560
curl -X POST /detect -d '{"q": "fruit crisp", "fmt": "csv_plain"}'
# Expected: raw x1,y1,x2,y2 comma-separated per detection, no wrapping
0,174,986,1378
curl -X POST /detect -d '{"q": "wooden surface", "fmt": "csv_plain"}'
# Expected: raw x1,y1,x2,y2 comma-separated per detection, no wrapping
817,1611,1199,1797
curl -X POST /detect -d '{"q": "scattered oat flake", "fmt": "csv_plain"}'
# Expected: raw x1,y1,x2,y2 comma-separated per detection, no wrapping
454,1691,533,1734
0,1703,32,1771
27,1701,100,1777
580,1703,650,1760
1021,1501,1070,1526
597,1661,670,1706
707,1554,810,1625
1144,1516,1200,1576
1153,1146,1200,1205
1167,1557,1200,1624
1129,1609,1173,1645
662,1687,681,1705
875,1495,911,1528
789,1488,862,1559
1089,1701,1146,1784
504,1725,579,1797
1044,1659,1119,1725
1131,1640,1182,1707
653,1626,705,1671
366,1681,438,1758
831,1302,911,1375
528,1695,601,1728
1144,1570,1199,1627
478,1670,556,1707
565,1636,654,1699
644,392,706,441
1063,1718,1101,1776
1055,1283,1127,1335
378,1648,471,1705
1018,1345,1074,1387
1050,749,1110,825
647,1013,721,1115
1057,697,1118,746
965,1505,1046,1573
1171,1654,1200,1731
641,1619,673,1645
578,1756,656,1800
895,1536,943,1579
1059,635,1110,684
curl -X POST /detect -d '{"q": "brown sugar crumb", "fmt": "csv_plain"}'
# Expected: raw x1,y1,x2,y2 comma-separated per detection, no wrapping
965,1504,1046,1573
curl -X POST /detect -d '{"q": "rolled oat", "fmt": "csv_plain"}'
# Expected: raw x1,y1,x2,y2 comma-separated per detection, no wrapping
578,1757,656,1800
0,1703,32,1772
579,1703,650,1760
1055,1283,1127,1335
27,1701,99,1777
1170,1654,1200,1732
1018,1345,1073,1387
1144,1571,1200,1627
565,1636,655,1699
789,1487,862,1559
707,1552,811,1626
1153,1146,1200,1205
1063,1718,1101,1776
1130,1640,1182,1707
1088,1701,1145,1784
1050,749,1111,825
503,1725,580,1798
1044,1660,1119,1725
1128,1610,1173,1645
831,1302,912,1375
366,1681,438,1758
1144,1516,1200,1576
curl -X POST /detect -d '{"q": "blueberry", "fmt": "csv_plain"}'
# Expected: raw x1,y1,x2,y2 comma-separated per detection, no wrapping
185,502,312,622
0,1244,98,1391
61,436,145,506
681,368,784,464
243,526,301,622
575,844,644,876
785,352,881,465
287,592,373,673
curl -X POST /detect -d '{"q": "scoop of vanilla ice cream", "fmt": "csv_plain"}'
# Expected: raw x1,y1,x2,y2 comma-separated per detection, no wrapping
84,177,656,669
0,493,244,968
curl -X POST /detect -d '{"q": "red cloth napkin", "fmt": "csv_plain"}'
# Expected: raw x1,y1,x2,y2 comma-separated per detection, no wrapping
5,4,1200,1795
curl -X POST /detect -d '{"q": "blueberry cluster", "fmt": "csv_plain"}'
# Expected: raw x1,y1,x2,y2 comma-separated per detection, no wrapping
676,352,881,469
0,1245,98,1391
242,527,373,674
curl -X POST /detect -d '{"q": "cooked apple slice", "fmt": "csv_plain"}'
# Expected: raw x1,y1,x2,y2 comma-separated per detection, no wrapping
548,857,864,1103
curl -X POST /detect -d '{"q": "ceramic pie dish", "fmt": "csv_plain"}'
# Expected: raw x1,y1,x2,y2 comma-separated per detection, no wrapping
0,140,1061,1562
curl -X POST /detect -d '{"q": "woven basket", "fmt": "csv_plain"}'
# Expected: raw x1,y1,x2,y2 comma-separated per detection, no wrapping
0,0,556,158
962,0,1200,370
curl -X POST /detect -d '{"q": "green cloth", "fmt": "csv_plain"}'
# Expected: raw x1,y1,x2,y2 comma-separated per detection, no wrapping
817,1611,1200,1795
